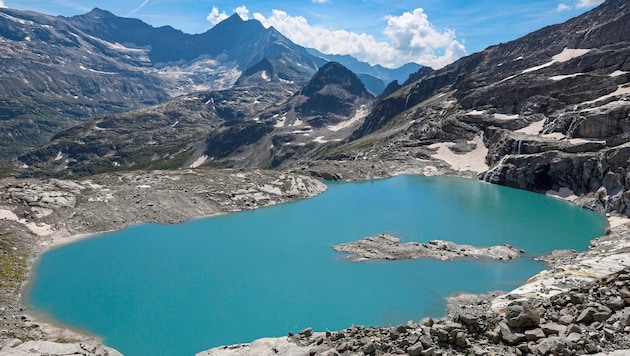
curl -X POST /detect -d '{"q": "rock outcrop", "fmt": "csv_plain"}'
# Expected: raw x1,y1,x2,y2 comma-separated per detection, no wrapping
333,233,523,262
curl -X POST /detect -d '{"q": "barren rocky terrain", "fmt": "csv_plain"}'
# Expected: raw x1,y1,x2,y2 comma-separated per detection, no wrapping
333,233,523,262
1,0,629,355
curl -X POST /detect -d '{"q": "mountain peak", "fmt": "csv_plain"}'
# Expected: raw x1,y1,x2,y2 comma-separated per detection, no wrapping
212,12,264,33
301,62,371,98
224,13,246,23
85,7,116,18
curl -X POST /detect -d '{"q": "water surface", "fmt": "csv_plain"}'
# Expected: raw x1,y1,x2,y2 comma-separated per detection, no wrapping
29,176,606,355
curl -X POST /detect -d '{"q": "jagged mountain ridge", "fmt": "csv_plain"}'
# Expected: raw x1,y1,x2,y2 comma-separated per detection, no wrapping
18,62,374,174
325,0,630,216
69,10,323,78
0,6,418,162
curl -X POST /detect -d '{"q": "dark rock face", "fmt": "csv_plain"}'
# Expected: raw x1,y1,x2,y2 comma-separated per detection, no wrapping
306,47,422,88
298,62,372,117
235,57,308,87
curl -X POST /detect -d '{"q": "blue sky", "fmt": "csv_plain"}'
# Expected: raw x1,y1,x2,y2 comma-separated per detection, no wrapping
1,0,604,68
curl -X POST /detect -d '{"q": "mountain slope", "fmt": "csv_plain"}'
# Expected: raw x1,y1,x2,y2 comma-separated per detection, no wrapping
0,8,323,160
18,62,374,175
0,8,169,159
322,0,630,216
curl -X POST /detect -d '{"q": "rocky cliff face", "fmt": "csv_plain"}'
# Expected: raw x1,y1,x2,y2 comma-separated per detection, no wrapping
328,0,630,216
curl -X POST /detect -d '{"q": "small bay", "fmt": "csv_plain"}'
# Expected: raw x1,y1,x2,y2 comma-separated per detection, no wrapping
28,175,607,356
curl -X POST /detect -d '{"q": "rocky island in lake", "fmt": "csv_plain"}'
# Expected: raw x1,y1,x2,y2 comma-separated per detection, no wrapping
333,233,523,262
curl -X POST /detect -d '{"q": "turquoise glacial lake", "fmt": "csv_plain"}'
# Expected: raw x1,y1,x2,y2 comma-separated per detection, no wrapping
28,176,607,356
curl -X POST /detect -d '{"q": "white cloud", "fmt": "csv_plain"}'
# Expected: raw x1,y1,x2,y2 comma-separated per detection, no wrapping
0,0,6,8
576,0,604,8
312,0,330,3
207,6,229,26
557,0,604,11
247,7,466,69
235,6,250,20
556,3,571,12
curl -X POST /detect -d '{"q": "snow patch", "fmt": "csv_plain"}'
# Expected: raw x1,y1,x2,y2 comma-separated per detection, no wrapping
89,68,116,75
581,85,630,105
313,136,328,143
516,119,545,135
0,209,54,237
466,110,486,116
292,119,303,127
610,70,627,78
568,138,606,145
261,71,270,81
274,115,286,128
54,151,63,161
498,75,517,83
522,48,590,74
259,184,282,195
493,113,519,120
327,105,369,132
542,132,566,140
428,135,489,174
190,155,208,168
549,73,584,81
546,187,578,201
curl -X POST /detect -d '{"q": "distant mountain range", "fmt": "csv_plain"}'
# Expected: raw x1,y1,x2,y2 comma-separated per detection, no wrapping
7,0,630,219
19,60,374,175
0,7,420,159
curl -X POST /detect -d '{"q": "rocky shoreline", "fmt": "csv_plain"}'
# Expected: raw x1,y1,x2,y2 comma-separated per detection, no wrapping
0,169,327,355
1,165,630,355
333,233,523,262
226,264,630,356
201,224,630,356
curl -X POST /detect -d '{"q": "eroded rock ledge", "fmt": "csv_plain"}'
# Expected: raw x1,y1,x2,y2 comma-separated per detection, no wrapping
333,233,523,262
